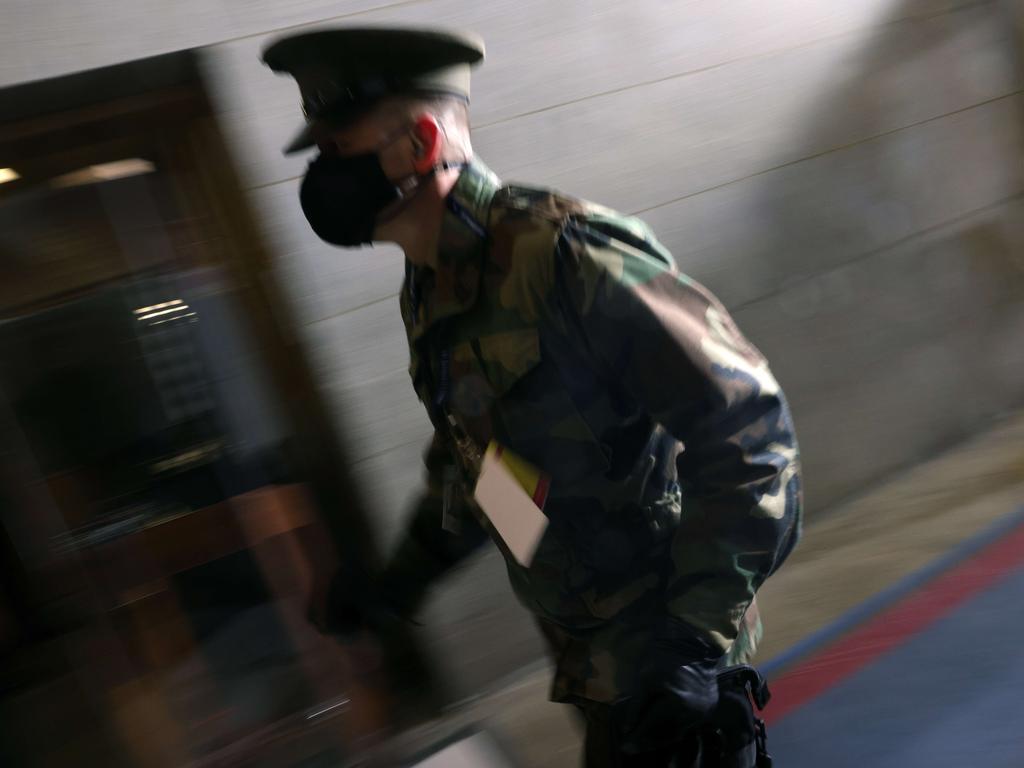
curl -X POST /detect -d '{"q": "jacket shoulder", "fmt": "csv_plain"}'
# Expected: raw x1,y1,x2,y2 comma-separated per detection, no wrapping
481,184,581,323
482,184,674,322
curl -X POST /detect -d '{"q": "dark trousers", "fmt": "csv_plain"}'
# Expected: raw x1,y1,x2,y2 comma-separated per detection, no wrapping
575,702,703,768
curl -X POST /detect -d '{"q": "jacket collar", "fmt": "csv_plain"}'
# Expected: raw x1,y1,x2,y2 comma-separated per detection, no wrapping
401,158,501,342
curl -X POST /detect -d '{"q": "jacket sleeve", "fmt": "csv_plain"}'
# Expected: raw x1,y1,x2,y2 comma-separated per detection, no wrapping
377,431,489,617
551,216,802,654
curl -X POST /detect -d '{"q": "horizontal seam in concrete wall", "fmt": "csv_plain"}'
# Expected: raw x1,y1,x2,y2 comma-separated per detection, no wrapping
347,430,432,469
731,189,1024,314
245,80,1022,221
221,0,994,127
336,366,409,389
631,90,1024,217
203,0,431,48
237,0,998,194
305,188,1023,419
471,0,997,131
310,191,1024,407
290,92,1022,326
310,290,401,324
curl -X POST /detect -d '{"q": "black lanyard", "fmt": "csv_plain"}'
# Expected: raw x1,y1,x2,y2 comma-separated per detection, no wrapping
434,348,451,408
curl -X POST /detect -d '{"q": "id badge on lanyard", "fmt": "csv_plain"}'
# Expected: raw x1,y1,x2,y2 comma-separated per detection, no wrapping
473,442,549,567
431,346,549,566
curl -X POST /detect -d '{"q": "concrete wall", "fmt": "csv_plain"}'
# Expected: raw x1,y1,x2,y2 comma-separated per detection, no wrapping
4,0,1023,697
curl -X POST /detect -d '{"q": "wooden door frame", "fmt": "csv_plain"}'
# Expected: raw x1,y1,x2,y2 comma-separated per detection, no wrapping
0,49,381,569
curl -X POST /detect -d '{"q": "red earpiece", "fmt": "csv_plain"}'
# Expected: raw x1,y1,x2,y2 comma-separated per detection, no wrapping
412,114,442,175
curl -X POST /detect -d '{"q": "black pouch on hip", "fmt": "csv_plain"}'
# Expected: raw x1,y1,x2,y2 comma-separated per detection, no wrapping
701,665,772,768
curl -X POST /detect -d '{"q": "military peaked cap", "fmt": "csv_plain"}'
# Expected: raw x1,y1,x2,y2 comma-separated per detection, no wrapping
262,26,485,154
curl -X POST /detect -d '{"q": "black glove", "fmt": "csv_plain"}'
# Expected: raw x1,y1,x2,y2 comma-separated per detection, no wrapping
613,628,722,756
308,561,446,722
310,499,488,638
309,563,410,638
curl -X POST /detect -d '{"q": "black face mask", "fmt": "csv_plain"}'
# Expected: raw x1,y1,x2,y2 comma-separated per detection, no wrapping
299,150,402,247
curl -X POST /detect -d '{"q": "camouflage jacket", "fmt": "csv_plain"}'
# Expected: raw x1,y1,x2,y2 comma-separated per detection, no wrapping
388,159,802,705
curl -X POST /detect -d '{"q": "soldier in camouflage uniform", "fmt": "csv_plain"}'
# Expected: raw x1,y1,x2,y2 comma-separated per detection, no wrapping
264,26,801,767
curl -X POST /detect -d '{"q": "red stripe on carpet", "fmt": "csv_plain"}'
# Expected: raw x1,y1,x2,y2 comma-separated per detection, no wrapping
764,520,1024,724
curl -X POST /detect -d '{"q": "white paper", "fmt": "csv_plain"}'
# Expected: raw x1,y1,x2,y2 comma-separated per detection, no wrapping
473,450,549,567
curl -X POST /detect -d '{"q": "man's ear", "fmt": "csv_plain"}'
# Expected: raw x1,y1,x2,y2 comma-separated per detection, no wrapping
411,114,442,175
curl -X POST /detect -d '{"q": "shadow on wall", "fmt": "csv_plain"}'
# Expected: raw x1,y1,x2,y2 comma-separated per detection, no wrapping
716,0,1024,510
